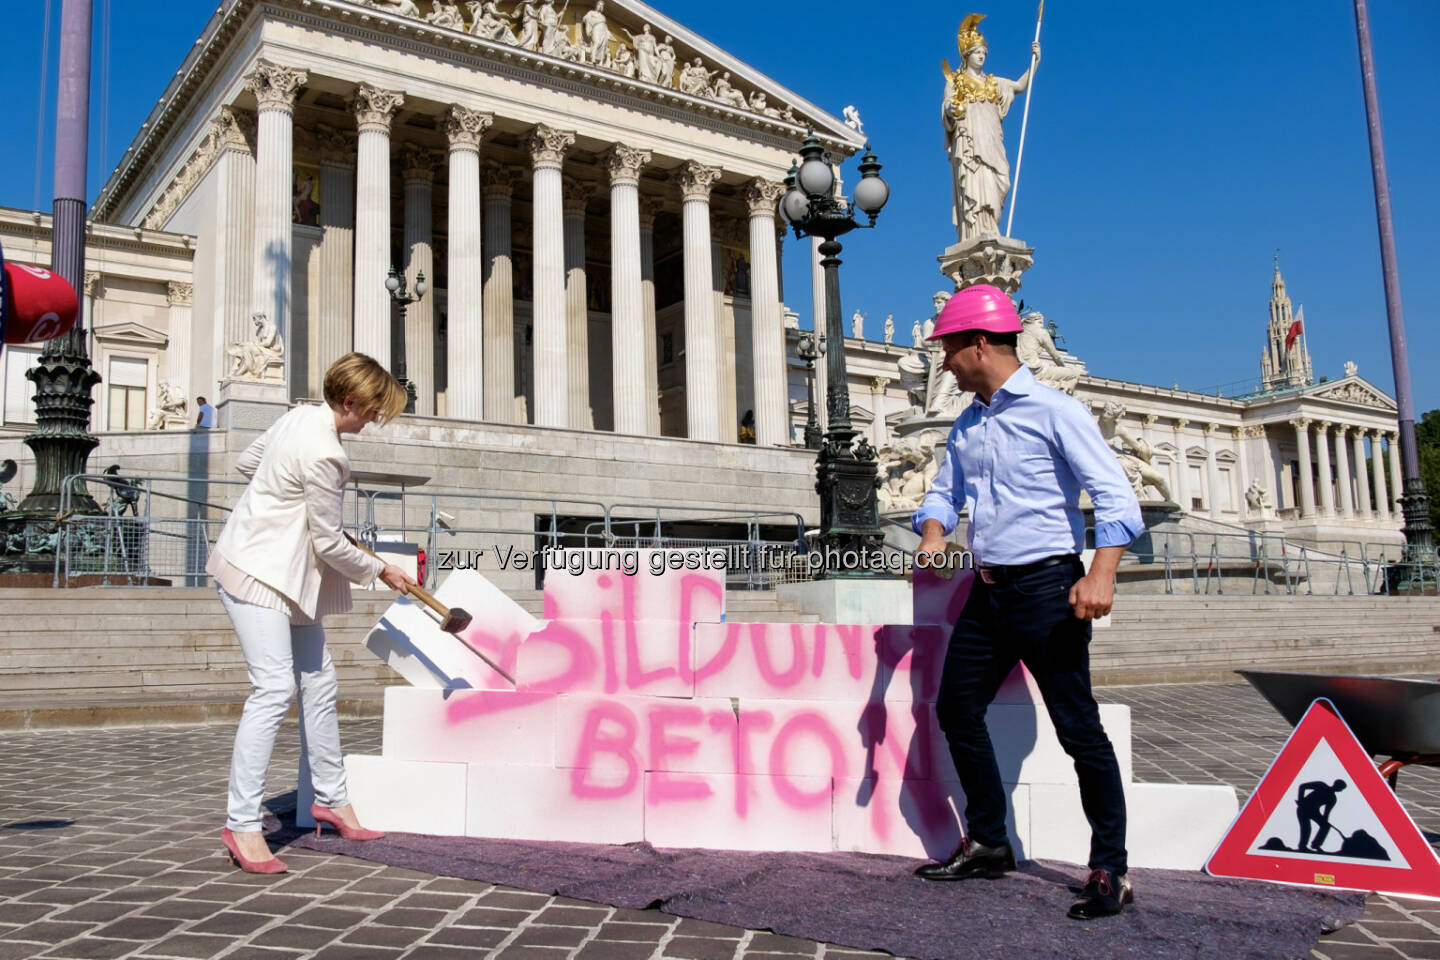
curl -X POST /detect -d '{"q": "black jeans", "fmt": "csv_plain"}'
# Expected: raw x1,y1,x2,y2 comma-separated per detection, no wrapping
935,555,1128,873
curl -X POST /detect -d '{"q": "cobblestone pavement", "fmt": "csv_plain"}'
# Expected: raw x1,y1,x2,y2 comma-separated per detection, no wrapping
0,681,1436,960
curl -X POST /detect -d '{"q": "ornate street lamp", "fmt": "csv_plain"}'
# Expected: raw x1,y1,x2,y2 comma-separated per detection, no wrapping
385,265,426,414
796,330,826,450
779,130,891,576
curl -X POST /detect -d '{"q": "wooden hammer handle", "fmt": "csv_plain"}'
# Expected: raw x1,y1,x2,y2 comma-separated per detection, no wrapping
345,533,450,621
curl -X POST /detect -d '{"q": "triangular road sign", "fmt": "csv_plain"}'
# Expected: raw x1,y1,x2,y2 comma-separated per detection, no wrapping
1206,697,1440,899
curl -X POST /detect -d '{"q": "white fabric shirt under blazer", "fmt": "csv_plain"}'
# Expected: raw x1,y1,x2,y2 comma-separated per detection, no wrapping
212,404,384,619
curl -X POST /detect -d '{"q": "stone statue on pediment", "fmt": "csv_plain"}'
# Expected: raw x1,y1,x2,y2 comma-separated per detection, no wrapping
912,319,924,348
941,14,1039,242
515,0,542,50
656,35,678,88
851,310,865,340
580,2,612,66
712,72,748,109
536,1,568,57
679,58,715,97
468,1,518,43
426,1,467,30
884,314,895,345
748,91,781,118
362,0,421,17
624,24,660,83
226,312,285,381
611,41,636,77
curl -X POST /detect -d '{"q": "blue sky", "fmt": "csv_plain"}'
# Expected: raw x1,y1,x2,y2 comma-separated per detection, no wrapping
4,0,1437,412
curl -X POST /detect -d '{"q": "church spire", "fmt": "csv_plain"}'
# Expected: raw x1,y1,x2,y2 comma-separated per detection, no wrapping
1260,255,1313,390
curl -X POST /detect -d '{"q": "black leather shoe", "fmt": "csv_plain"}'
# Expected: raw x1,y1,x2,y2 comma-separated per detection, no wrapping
914,838,1016,881
1066,867,1134,920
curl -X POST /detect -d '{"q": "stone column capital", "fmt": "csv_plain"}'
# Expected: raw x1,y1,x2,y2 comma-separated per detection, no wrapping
562,176,594,214
1174,418,1189,431
166,281,194,306
445,105,494,151
401,145,441,184
637,194,661,229
870,376,890,391
212,106,256,153
675,161,722,202
1203,422,1221,437
1315,419,1333,433
604,144,652,186
1290,417,1312,431
244,61,308,111
1140,413,1159,428
83,271,102,297
482,161,520,198
745,178,785,217
527,124,575,169
1230,425,1243,439
1370,428,1385,441
352,83,405,132
314,123,356,166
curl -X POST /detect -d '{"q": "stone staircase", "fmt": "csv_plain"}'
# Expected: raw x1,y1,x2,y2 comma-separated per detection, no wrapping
1,586,1434,728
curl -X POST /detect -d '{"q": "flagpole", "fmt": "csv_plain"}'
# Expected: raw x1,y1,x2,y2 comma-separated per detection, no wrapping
1352,0,1430,552
1004,0,1044,238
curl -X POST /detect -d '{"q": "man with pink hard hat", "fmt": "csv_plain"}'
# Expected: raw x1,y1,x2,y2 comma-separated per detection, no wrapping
910,283,1143,920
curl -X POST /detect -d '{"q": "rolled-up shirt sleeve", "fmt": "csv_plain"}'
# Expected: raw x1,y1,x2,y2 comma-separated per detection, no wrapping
912,430,963,536
1053,400,1145,549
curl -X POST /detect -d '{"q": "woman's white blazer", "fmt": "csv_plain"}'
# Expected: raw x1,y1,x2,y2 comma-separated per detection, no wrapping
214,404,382,618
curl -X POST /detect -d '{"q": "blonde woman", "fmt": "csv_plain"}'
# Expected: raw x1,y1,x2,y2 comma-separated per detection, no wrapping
209,353,416,874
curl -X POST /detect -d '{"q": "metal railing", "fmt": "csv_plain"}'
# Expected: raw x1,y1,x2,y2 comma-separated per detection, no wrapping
45,471,1440,598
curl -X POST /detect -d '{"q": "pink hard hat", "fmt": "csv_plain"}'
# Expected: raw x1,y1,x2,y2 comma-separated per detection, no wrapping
927,283,1021,339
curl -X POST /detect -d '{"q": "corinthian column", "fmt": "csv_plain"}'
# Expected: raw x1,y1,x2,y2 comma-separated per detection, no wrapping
638,195,660,435
1334,425,1354,518
315,124,356,374
1172,419,1190,510
482,163,518,422
211,108,256,381
1353,429,1373,518
401,146,438,415
605,144,650,435
1203,423,1221,518
166,282,194,403
562,176,593,429
351,83,404,368
676,161,722,441
1314,421,1335,517
1292,419,1316,519
444,106,491,422
746,179,786,446
1371,431,1390,521
244,62,307,393
527,125,574,428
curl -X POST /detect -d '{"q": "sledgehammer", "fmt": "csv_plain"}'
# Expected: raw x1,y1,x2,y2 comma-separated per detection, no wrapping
346,534,515,684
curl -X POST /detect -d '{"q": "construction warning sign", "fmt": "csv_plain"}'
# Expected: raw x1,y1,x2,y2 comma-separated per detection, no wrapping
1206,697,1440,900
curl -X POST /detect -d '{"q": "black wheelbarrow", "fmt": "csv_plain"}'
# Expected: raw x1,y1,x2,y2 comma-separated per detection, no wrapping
1238,670,1440,789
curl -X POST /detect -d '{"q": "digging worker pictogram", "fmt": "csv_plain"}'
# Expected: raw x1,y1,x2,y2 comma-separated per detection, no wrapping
1296,778,1347,853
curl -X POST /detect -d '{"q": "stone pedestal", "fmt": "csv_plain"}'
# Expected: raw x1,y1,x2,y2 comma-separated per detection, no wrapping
938,234,1034,295
216,378,290,432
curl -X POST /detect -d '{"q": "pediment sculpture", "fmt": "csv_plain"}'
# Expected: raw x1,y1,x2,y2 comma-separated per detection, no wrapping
226,312,286,381
356,0,801,124
1316,380,1391,409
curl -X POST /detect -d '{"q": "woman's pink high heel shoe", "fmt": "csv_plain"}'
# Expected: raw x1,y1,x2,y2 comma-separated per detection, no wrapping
310,803,385,841
220,827,288,874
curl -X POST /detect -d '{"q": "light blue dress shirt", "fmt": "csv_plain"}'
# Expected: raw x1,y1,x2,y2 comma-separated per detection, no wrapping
912,365,1144,566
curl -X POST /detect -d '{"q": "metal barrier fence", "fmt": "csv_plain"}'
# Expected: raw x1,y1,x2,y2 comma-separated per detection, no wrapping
46,472,1439,597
